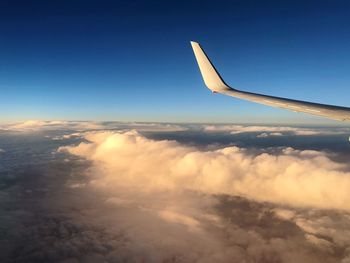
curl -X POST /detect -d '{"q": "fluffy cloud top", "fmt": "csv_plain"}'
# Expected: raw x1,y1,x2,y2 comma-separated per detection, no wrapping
60,130,350,211
4,127,350,262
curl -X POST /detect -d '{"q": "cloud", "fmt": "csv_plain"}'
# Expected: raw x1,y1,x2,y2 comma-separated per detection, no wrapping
60,130,350,211
203,124,350,136
257,132,283,138
4,127,350,262
113,122,188,132
1,120,105,131
273,208,296,220
1,120,187,133
51,133,83,141
158,210,201,232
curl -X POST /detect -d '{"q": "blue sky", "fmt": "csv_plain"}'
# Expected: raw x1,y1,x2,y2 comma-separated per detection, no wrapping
1,0,350,123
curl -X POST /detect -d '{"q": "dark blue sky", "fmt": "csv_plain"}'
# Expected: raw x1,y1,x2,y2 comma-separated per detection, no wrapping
1,0,350,123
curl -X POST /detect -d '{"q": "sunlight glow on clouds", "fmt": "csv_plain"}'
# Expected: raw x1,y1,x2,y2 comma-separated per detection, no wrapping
1,120,188,132
4,123,350,262
2,120,105,131
60,130,350,211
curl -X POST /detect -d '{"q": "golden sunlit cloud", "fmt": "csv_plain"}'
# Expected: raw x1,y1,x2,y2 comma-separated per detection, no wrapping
60,130,350,211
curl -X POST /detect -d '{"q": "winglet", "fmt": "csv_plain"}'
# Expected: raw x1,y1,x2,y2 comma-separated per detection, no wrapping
190,41,232,92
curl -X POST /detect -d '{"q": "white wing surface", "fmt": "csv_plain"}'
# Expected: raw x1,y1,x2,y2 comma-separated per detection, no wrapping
191,41,350,122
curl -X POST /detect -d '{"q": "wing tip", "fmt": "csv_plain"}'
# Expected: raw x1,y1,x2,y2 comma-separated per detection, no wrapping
190,40,232,92
190,41,199,47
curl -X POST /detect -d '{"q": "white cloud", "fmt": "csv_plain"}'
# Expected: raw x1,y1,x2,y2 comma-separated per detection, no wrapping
257,132,283,138
6,127,350,262
1,120,187,133
8,120,66,130
158,210,201,232
114,122,188,132
1,120,105,131
60,130,350,211
203,124,350,136
273,209,296,220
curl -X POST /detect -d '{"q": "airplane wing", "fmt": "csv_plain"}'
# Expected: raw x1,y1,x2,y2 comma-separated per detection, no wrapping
191,41,350,122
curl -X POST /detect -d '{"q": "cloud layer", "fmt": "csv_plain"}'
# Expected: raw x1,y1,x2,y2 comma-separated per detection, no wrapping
56,130,350,262
3,125,350,262
60,130,350,211
1,120,187,132
204,124,350,137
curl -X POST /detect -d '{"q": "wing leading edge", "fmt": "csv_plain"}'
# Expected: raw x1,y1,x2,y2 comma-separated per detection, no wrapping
191,41,350,122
